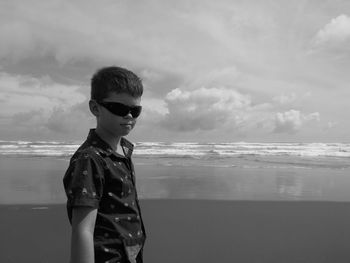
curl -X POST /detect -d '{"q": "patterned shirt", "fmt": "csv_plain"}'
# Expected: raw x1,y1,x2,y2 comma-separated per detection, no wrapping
63,129,146,263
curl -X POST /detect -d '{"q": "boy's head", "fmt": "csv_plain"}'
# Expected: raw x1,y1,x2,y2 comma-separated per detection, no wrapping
89,66,143,138
91,66,143,102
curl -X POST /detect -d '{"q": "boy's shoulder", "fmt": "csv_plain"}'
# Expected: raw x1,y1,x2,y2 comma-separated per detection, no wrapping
72,130,135,158
70,129,135,164
69,132,106,162
69,143,105,165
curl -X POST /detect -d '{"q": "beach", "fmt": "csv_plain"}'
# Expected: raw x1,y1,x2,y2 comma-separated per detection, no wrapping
2,0,350,261
1,142,350,262
2,200,350,263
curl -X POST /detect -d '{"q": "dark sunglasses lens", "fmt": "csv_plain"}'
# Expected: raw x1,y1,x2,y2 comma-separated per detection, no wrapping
102,102,141,117
130,107,142,118
113,104,130,116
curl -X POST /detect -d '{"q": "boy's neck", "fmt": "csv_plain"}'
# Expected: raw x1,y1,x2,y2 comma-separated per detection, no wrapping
95,127,121,152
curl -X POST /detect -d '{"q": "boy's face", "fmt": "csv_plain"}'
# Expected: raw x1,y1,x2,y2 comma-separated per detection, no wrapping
94,92,141,138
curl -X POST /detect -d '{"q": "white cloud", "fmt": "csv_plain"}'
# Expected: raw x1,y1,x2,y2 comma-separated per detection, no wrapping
273,93,297,105
190,67,241,89
161,86,251,131
0,0,228,72
0,0,282,75
0,99,94,141
274,110,320,134
141,97,169,116
45,105,93,134
0,72,85,116
0,0,348,142
272,92,312,107
326,121,338,129
312,14,350,56
314,14,350,45
0,71,90,140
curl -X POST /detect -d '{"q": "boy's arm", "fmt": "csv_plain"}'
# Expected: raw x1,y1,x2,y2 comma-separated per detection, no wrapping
70,207,97,263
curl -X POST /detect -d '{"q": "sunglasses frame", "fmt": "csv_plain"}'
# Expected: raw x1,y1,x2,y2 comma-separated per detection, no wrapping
97,101,142,118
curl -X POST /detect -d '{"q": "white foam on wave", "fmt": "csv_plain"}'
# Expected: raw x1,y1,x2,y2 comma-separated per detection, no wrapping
1,141,350,159
0,141,79,157
135,142,350,158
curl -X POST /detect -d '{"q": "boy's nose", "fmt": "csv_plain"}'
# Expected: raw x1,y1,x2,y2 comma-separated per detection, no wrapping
124,112,133,119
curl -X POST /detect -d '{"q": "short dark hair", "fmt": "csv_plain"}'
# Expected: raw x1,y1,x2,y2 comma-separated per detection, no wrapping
91,66,143,101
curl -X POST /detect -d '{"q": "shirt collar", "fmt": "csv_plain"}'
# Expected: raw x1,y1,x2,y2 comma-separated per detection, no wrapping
86,129,134,158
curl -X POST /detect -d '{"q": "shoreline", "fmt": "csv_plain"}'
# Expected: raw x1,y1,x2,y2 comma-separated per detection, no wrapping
2,199,350,263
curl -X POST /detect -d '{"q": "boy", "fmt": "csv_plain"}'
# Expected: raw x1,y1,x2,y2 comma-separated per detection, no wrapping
63,66,146,263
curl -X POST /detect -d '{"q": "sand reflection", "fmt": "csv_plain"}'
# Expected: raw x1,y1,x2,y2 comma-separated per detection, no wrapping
1,157,350,204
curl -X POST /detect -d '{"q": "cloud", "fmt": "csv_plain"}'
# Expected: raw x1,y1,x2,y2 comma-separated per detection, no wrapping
272,93,297,105
312,14,350,54
0,0,347,142
0,0,225,72
189,67,241,89
45,104,93,134
0,71,90,140
0,99,94,141
314,15,350,44
0,72,85,116
327,121,337,129
0,0,281,75
274,110,320,134
272,92,312,108
161,86,251,131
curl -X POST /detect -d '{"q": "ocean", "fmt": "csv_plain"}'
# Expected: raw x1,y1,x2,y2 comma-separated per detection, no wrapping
1,140,350,166
1,140,350,204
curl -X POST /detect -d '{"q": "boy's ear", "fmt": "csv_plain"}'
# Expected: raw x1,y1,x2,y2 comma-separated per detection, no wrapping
89,100,99,117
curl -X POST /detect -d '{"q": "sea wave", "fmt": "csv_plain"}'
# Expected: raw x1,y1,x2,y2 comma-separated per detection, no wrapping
1,140,349,169
1,141,349,158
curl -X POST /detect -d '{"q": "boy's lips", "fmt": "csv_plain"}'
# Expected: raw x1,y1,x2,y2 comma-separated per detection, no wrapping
120,123,134,128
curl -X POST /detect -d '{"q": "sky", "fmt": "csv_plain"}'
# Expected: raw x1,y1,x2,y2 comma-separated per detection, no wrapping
0,0,350,143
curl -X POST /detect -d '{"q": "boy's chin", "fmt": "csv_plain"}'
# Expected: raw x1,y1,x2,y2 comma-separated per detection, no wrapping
117,128,133,137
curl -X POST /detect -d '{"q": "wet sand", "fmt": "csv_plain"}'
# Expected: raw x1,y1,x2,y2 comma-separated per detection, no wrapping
1,199,350,263
2,156,350,203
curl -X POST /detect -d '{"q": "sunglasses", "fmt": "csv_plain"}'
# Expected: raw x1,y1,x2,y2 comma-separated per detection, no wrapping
97,101,142,118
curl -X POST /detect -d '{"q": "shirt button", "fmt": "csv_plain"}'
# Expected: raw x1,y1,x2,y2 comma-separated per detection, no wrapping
124,203,129,207
127,216,131,221
104,248,109,252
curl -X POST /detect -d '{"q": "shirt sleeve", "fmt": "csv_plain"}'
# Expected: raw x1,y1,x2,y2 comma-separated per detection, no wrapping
64,152,104,209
